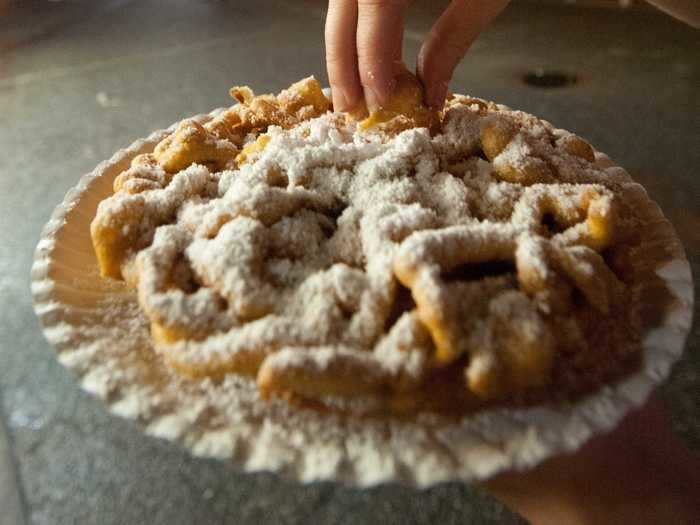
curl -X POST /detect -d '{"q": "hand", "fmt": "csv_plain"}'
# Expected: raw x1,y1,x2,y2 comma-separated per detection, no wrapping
644,0,700,27
484,396,700,525
325,0,510,112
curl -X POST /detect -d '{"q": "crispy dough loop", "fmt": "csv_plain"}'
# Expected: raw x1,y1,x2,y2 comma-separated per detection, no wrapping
113,161,169,194
136,225,232,344
394,223,517,285
223,77,331,140
153,119,238,173
394,224,517,366
512,184,617,251
187,217,276,320
480,114,556,185
393,228,558,400
552,245,623,314
258,312,433,405
91,194,146,279
91,164,214,279
160,317,308,379
392,182,618,398
153,77,330,173
466,291,555,399
554,131,596,162
257,346,390,401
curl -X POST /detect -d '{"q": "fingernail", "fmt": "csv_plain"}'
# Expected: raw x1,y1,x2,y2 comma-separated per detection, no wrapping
364,86,382,113
332,88,351,112
364,70,397,111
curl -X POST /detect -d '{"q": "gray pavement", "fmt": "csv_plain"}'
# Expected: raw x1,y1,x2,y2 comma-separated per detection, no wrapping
0,1,698,524
0,411,24,525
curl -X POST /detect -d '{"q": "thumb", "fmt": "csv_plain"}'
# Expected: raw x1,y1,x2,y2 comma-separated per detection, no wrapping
417,0,510,108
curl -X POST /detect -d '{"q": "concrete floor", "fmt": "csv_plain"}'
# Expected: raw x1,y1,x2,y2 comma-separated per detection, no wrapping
0,1,698,524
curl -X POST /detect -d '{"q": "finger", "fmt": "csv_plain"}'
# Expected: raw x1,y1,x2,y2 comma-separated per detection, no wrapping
645,0,700,28
326,0,363,111
418,0,510,108
356,0,406,110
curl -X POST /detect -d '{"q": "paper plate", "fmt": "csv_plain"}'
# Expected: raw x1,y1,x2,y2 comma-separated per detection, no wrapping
31,109,694,487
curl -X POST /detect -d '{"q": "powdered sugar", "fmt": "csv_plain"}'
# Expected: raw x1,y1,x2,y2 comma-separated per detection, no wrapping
92,93,634,413
34,97,692,487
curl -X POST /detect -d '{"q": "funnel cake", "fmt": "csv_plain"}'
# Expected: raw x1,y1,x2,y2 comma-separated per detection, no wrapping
90,75,658,417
